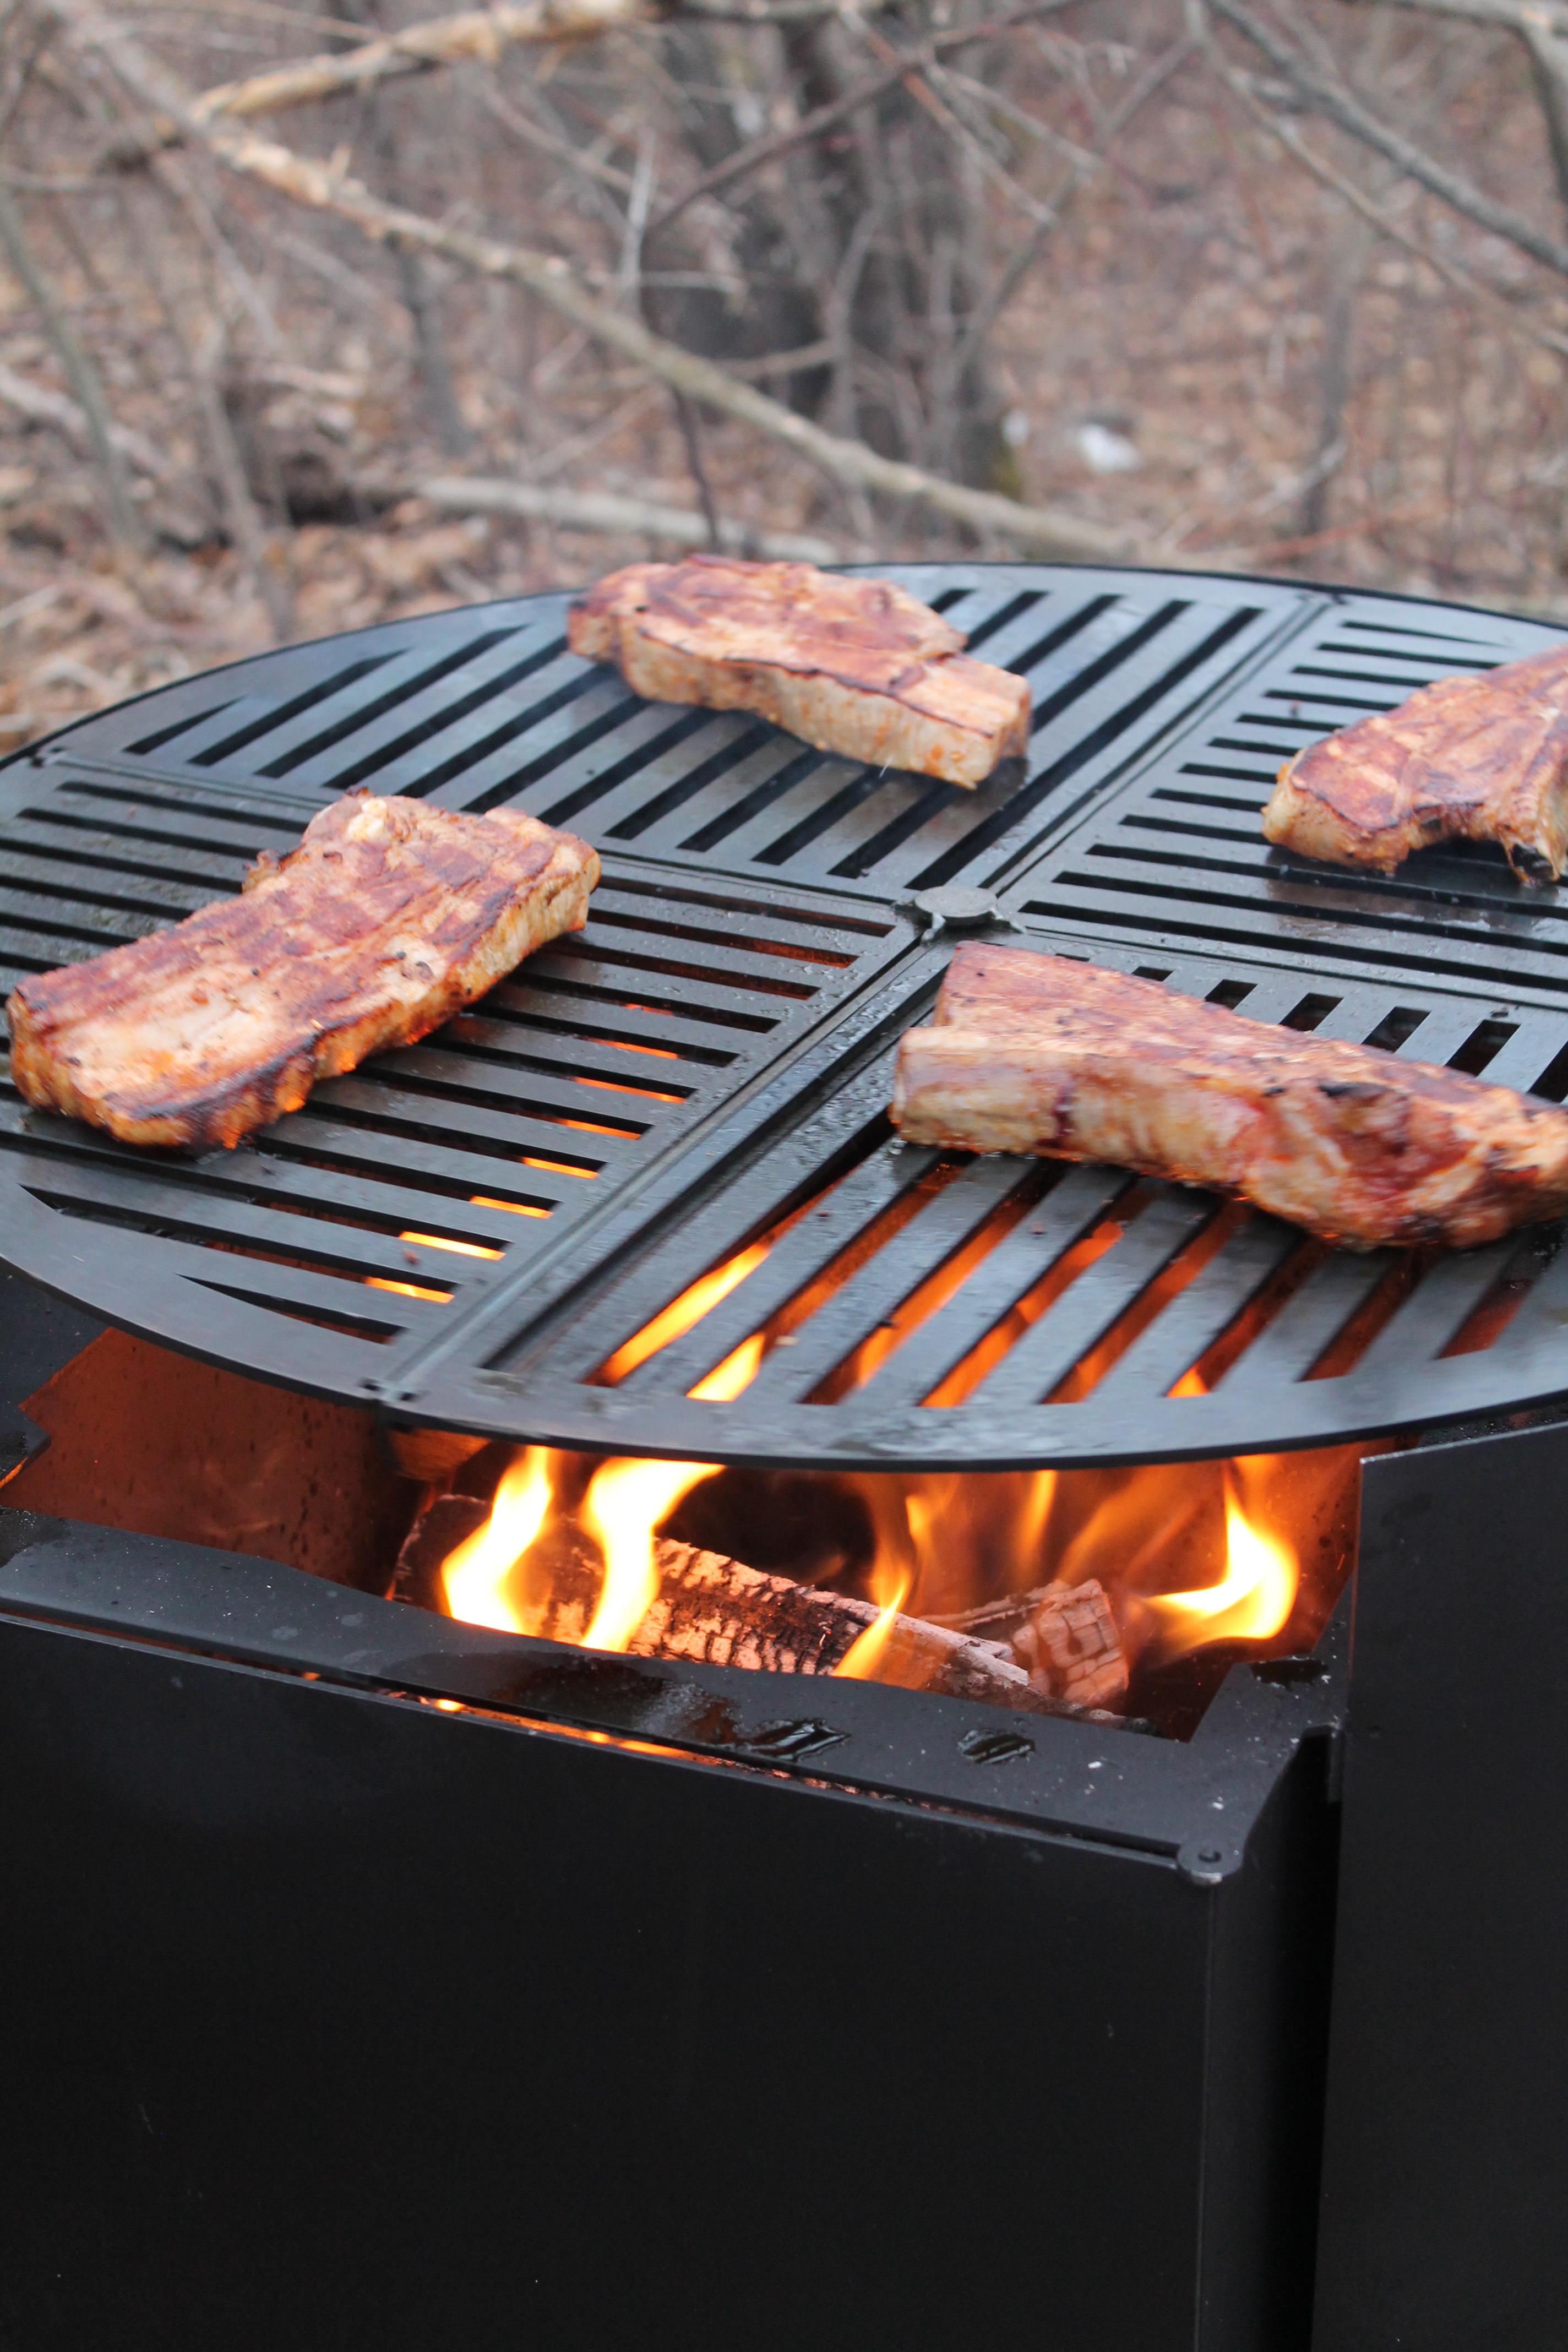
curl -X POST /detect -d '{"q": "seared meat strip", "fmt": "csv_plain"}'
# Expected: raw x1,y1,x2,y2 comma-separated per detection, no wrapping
7,791,598,1150
890,943,1568,1250
1261,639,1568,883
568,554,1030,788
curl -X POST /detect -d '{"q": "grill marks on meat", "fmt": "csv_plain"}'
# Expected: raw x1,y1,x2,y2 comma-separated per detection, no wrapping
6,792,599,1150
1261,640,1568,883
891,944,1568,1250
568,554,1031,788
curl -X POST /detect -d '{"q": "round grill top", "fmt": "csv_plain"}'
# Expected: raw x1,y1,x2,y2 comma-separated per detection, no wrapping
4,565,1568,1469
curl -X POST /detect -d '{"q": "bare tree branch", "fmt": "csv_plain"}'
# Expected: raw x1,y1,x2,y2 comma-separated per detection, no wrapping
102,0,660,165
1340,0,1568,31
0,350,170,475
193,318,296,638
46,0,1131,560
1339,0,1568,217
420,471,840,556
1194,8,1568,356
1204,0,1568,277
1522,19,1568,215
648,0,1083,236
0,178,146,545
950,33,1194,391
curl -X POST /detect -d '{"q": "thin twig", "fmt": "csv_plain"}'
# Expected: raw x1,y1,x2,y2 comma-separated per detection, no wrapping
193,318,295,640
950,35,1193,391
1522,19,1568,219
420,472,842,556
101,0,658,166
0,350,170,475
1338,0,1568,33
471,70,638,197
1205,0,1568,279
671,389,721,545
0,12,59,148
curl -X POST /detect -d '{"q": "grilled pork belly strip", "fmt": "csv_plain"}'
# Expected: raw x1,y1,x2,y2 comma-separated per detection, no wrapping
1261,639,1568,883
568,554,1030,788
891,943,1568,1250
6,791,599,1151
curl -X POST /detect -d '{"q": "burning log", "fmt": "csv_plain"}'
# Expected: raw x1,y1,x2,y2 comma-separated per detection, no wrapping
933,1577,1128,1711
1010,1581,1128,1711
393,1494,1093,1716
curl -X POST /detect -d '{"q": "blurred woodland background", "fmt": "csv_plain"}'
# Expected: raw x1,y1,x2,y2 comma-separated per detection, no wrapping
3,0,1568,746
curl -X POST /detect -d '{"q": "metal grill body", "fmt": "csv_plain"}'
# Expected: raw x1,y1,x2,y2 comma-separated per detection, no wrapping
4,565,1566,1465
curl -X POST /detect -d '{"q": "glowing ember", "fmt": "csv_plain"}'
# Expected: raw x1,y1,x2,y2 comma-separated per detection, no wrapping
441,1447,552,1631
1145,1474,1298,1654
580,1456,721,1649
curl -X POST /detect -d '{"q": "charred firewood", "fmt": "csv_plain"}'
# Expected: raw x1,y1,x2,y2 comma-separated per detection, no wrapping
392,1493,1098,1716
933,1577,1128,1712
1010,1581,1128,1712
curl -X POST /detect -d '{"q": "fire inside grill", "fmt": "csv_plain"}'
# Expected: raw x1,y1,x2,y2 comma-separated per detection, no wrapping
397,1433,1359,1729
7,1308,1362,1740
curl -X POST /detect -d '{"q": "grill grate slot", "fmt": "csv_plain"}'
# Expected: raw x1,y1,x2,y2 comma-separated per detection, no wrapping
965,1187,1218,1411
1048,1203,1271,1405
740,1153,1023,1406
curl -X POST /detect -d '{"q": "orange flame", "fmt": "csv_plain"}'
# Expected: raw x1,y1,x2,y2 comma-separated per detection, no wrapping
688,1331,764,1401
580,1456,720,1650
601,1240,771,1385
440,1447,552,1631
836,1491,920,1678
429,1219,1357,1710
1146,1473,1297,1656
835,1572,912,1679
399,1231,503,1261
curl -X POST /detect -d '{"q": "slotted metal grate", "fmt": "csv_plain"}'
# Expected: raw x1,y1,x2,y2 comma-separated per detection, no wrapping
31,568,1303,898
1007,591,1568,1004
0,767,912,1401
401,928,1568,1465
4,567,1568,1467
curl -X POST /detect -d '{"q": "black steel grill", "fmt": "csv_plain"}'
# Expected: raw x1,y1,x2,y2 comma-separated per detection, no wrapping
4,565,1567,1467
